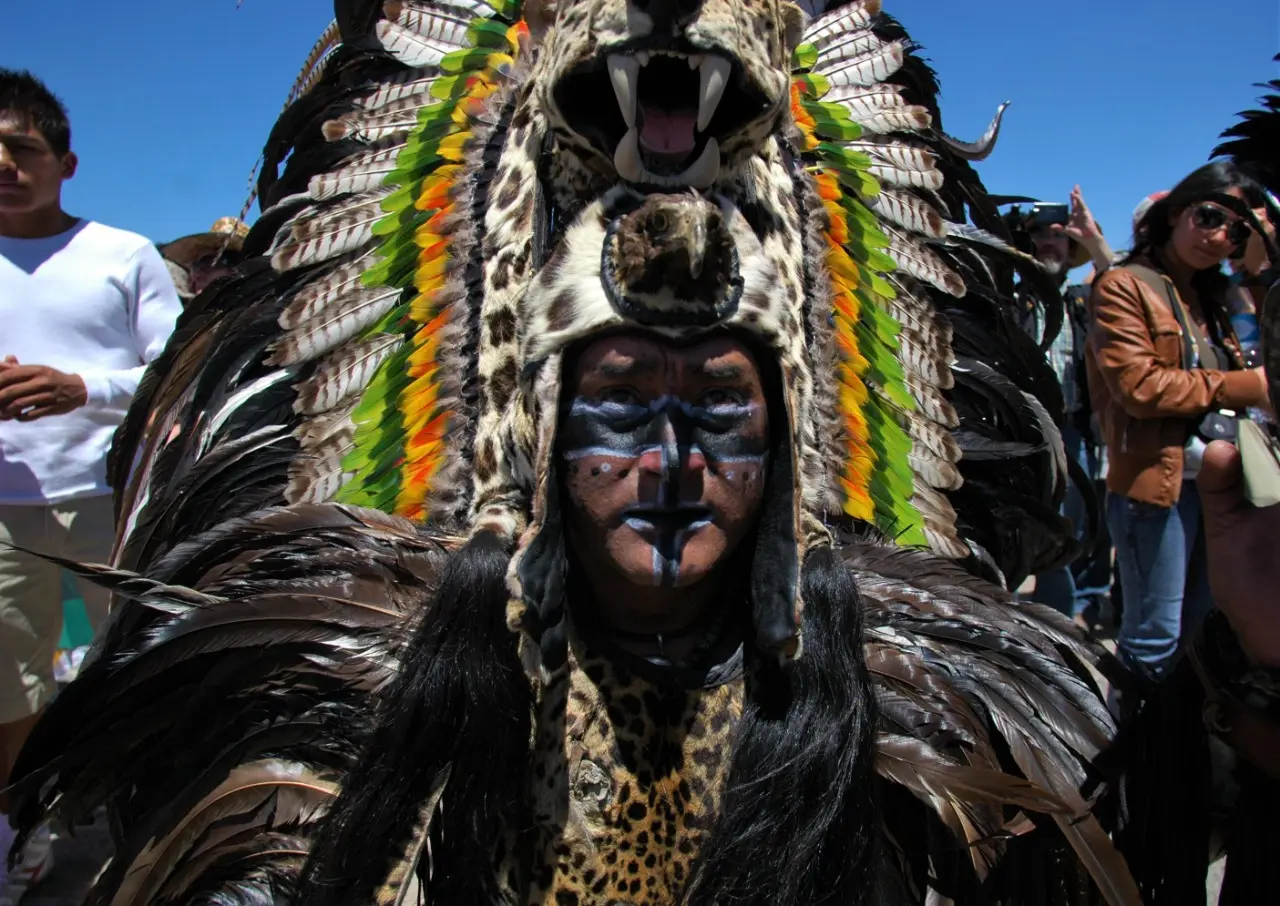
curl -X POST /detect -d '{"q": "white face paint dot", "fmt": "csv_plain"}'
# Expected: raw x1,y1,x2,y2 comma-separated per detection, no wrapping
600,462,612,473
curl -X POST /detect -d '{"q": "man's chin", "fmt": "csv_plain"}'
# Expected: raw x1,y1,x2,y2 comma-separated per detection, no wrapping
608,537,725,590
611,556,714,590
0,192,35,214
1040,258,1067,277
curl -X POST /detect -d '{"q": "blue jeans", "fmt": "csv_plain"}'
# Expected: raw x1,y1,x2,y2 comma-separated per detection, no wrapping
1107,482,1214,680
1030,425,1111,618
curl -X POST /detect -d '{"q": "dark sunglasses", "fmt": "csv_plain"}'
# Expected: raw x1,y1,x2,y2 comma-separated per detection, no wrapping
1190,203,1252,246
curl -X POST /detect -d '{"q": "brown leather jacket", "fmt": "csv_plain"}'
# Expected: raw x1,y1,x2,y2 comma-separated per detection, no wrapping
1085,260,1268,507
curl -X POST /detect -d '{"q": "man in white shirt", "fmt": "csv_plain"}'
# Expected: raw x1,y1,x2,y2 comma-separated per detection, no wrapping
0,69,181,891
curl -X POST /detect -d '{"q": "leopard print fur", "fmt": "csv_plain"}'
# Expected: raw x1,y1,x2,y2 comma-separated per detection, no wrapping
510,641,741,905
529,0,806,200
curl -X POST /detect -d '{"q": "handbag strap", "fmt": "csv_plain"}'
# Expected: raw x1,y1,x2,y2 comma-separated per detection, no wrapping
1120,263,1199,369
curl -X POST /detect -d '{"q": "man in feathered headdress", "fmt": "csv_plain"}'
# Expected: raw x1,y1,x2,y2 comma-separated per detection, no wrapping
1,3,1147,904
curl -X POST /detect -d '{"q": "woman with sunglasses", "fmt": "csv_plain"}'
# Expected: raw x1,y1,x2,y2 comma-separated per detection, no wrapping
1086,160,1271,685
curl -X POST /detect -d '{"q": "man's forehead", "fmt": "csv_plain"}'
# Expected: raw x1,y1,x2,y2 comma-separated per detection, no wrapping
580,333,756,376
0,112,49,145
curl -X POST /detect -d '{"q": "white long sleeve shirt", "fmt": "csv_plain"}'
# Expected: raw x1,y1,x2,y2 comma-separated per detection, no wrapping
0,219,182,504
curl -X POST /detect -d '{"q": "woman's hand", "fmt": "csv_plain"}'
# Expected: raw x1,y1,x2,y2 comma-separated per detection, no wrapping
1242,206,1274,277
1199,441,1280,666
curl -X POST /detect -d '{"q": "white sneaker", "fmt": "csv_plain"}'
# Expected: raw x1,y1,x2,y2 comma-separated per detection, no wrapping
0,825,54,903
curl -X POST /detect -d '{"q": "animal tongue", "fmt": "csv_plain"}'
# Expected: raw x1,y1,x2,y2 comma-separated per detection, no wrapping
638,104,698,156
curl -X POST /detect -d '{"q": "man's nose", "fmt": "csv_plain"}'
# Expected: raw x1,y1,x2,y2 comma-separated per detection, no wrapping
637,418,680,482
636,417,706,502
0,144,15,169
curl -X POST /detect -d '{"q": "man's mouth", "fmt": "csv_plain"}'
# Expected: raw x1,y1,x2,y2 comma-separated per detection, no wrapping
553,46,770,188
623,504,713,533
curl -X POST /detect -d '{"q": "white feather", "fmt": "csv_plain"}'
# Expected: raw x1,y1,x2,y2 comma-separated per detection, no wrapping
309,146,406,200
353,73,439,111
803,0,882,45
271,191,391,272
814,40,905,89
296,334,400,416
376,0,476,69
869,189,947,239
273,285,402,366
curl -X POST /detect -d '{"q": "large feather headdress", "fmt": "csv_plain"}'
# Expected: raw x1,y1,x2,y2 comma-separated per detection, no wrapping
108,0,1064,664
304,0,1005,667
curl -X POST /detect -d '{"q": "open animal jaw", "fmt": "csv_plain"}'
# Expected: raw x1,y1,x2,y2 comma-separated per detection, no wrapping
551,44,772,189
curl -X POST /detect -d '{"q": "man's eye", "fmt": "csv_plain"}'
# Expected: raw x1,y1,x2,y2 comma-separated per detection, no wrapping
702,388,745,408
599,388,641,406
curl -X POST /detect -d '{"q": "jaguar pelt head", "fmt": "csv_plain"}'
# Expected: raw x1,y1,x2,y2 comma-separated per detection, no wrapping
526,0,806,190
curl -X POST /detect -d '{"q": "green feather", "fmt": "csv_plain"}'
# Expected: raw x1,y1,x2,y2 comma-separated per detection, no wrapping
439,48,513,76
799,100,864,142
430,73,491,101
791,43,819,70
845,295,900,350
467,18,514,49
792,72,830,99
482,0,521,18
848,242,898,275
361,240,422,288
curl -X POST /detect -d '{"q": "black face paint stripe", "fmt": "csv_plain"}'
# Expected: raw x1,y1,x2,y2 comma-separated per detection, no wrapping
559,396,769,463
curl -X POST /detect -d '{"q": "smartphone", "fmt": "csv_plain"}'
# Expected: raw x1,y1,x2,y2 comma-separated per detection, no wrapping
1030,203,1070,229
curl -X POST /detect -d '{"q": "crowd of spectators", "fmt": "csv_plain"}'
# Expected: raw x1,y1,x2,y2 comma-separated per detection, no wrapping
1013,168,1275,688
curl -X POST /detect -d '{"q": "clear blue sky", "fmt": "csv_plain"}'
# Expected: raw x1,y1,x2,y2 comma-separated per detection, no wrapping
3,0,1277,258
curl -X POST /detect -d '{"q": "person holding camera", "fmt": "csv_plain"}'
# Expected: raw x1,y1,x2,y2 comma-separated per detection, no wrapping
1086,161,1272,683
1008,188,1116,627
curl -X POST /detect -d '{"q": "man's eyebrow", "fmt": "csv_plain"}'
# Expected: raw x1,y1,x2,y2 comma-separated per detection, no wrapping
594,355,657,377
698,360,747,380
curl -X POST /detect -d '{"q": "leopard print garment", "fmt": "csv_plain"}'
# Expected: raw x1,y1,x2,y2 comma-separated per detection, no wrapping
504,637,743,905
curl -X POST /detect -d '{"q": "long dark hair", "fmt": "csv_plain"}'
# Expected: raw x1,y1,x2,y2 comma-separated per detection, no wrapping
1126,160,1266,353
685,545,880,906
294,530,532,905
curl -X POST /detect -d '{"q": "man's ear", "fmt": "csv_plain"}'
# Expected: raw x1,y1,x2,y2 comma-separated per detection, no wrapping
524,0,557,40
61,151,78,181
780,2,807,55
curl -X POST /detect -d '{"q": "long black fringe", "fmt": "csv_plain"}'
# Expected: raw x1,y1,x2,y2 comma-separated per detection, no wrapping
294,531,530,905
684,545,880,906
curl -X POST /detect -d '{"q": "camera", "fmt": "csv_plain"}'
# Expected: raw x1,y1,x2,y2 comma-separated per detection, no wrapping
997,199,1072,257
1025,202,1070,229
1001,201,1069,233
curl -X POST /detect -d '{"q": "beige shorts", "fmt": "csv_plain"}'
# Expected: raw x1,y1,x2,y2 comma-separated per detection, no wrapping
0,496,115,723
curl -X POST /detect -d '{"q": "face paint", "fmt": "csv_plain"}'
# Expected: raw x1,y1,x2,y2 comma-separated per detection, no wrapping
559,333,771,594
561,395,768,585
